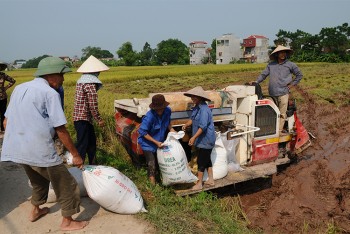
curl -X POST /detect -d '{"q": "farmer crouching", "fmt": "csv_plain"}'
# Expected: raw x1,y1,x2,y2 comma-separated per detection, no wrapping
138,94,175,185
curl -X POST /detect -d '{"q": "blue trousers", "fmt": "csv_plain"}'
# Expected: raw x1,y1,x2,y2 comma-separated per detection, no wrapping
74,120,97,165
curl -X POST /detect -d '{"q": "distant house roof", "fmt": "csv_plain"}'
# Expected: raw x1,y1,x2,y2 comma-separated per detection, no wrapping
246,35,268,39
190,41,207,45
59,56,71,61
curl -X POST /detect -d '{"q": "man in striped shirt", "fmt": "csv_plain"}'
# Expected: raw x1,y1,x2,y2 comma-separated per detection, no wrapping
73,55,109,165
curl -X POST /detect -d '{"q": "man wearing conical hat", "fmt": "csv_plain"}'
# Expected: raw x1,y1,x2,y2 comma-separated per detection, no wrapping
73,55,109,165
254,45,303,134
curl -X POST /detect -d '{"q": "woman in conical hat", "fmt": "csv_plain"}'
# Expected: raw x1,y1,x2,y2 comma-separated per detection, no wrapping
182,86,216,190
73,55,109,165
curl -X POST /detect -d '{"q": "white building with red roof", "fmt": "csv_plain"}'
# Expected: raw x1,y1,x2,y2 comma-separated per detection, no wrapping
189,41,210,65
242,35,269,63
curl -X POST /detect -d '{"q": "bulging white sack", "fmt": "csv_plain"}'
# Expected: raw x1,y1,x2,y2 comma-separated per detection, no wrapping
203,132,228,181
221,132,243,172
221,133,239,163
82,165,147,214
157,131,198,186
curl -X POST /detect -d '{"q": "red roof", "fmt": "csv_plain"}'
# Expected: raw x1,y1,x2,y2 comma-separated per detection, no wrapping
190,41,207,45
246,35,268,39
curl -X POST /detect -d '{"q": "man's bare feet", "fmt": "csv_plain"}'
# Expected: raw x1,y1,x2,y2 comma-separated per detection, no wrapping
29,206,50,222
61,217,89,231
204,180,215,187
149,176,156,185
191,182,203,191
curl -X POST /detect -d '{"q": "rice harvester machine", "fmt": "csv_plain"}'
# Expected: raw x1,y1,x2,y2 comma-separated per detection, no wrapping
114,85,311,195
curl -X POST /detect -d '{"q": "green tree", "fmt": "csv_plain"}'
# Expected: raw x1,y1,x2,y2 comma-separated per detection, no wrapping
275,29,317,55
274,23,350,62
81,46,114,60
319,23,350,54
154,39,189,65
139,42,154,66
210,39,216,64
116,42,139,66
21,55,50,68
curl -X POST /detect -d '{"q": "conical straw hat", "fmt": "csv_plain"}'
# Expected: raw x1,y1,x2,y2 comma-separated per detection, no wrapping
269,45,293,60
77,55,109,73
184,86,211,102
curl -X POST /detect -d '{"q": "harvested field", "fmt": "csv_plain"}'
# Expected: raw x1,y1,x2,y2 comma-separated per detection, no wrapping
240,86,350,233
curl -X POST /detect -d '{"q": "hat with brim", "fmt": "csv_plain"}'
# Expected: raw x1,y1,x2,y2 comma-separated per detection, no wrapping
149,94,170,110
34,57,71,77
269,45,293,60
184,86,211,102
0,62,7,71
77,55,109,73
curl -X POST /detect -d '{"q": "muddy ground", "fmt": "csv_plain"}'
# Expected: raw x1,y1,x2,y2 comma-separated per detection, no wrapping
240,87,350,233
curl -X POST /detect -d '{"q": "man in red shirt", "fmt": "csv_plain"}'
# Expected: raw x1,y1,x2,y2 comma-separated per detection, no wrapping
73,55,109,165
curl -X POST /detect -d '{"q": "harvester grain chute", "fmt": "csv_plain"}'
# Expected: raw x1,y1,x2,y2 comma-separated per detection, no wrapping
114,85,311,196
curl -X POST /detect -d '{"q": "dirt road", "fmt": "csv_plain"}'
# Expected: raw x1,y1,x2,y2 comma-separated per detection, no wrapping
0,136,154,234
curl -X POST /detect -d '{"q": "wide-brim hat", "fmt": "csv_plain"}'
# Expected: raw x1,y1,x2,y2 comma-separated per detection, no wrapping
184,86,211,102
149,94,170,110
34,57,71,77
269,45,293,60
0,62,7,71
77,55,109,73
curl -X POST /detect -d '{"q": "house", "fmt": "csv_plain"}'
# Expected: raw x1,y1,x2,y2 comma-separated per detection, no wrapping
189,41,210,65
59,56,71,62
216,33,242,64
13,59,26,69
242,35,269,63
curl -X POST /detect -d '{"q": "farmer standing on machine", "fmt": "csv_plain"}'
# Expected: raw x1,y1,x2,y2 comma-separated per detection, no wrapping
254,45,303,134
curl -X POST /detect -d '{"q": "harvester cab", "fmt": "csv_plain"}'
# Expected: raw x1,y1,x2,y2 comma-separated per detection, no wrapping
114,85,311,195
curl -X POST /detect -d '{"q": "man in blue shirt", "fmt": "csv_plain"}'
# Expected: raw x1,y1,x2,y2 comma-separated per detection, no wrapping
255,45,303,134
1,57,88,231
138,94,175,184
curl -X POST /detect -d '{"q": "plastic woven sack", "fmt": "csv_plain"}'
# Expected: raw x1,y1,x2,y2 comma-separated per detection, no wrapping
157,131,197,186
82,165,147,214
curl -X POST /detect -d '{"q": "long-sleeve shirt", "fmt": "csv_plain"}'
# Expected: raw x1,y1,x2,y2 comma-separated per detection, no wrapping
256,60,303,96
138,107,171,152
0,72,16,100
73,83,102,123
191,102,216,149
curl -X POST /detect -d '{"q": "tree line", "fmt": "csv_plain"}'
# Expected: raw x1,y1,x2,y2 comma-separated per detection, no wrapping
21,23,350,68
275,23,350,63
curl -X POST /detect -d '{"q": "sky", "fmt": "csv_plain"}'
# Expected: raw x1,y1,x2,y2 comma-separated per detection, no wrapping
1,0,349,63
